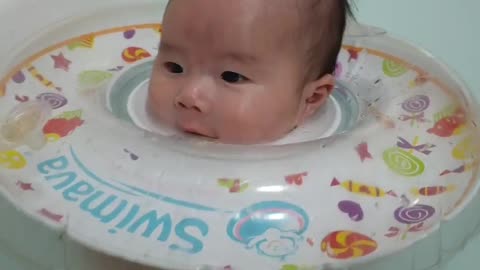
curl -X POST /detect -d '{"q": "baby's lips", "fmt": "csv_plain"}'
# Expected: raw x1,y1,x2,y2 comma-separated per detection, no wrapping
184,128,217,139
177,122,217,139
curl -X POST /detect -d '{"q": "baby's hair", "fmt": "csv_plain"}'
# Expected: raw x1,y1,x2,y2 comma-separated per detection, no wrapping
302,0,354,80
164,0,353,81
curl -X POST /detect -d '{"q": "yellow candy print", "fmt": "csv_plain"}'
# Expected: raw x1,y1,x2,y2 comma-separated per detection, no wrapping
0,150,27,169
45,133,61,143
452,136,480,161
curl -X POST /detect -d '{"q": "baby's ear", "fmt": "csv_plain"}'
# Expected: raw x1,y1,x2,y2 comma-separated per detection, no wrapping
300,74,335,119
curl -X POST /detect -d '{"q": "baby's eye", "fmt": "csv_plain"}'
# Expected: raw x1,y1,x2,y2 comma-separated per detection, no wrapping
221,71,249,83
164,62,184,74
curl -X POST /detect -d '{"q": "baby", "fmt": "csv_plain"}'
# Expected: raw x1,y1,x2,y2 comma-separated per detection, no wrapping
147,0,352,144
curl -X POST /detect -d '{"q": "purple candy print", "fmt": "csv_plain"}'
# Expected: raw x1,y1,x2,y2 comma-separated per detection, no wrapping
36,92,68,109
394,204,435,225
123,29,136,39
401,95,430,113
338,200,364,222
13,71,26,83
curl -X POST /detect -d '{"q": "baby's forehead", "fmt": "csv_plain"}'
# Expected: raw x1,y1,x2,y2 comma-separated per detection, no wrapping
164,0,306,48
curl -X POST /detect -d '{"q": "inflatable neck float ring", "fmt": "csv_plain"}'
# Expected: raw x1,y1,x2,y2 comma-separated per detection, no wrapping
0,2,480,270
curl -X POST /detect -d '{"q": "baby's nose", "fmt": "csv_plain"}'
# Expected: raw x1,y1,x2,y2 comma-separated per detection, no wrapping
175,83,212,113
175,99,203,112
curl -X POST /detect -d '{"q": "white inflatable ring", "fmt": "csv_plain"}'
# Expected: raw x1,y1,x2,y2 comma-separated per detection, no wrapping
0,2,480,270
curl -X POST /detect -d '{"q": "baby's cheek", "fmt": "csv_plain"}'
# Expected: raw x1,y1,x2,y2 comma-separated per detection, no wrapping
147,78,177,122
227,100,292,134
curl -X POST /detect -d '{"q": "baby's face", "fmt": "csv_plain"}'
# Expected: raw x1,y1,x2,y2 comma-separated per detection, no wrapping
148,0,333,144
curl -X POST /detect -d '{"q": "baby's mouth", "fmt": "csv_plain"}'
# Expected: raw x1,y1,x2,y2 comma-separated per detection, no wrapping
182,128,218,140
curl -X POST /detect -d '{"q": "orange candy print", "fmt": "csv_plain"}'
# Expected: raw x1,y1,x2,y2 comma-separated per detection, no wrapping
122,47,152,63
321,231,378,259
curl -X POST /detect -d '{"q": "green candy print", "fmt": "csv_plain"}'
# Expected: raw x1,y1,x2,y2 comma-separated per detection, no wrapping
78,70,113,91
55,110,82,121
281,265,315,270
383,59,408,78
383,147,425,177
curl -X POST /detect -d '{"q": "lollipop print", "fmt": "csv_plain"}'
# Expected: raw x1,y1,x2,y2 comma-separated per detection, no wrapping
387,204,436,240
36,93,68,109
383,147,425,177
382,59,408,78
395,204,435,224
399,95,430,126
401,95,430,113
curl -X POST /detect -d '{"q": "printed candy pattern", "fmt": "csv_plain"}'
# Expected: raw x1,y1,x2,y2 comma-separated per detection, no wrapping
321,231,378,259
122,47,152,63
331,178,397,198
123,29,136,39
399,95,430,126
43,110,85,142
51,53,72,72
396,137,435,155
411,185,456,197
281,265,315,270
386,205,436,240
383,147,425,177
77,70,113,91
355,142,373,162
12,70,26,84
382,59,408,77
218,178,249,193
67,35,95,50
338,200,364,222
441,135,480,176
26,65,62,91
285,172,308,186
0,150,27,169
36,93,68,109
428,106,466,137
0,24,478,270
